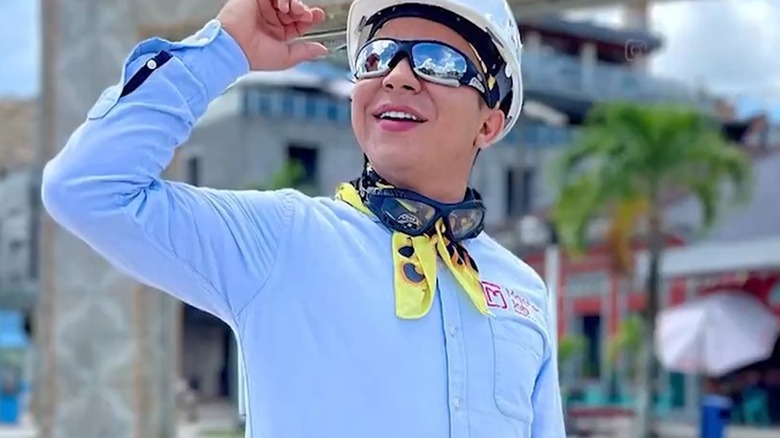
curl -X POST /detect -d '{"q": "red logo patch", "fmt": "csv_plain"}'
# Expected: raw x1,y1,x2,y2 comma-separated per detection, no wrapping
481,281,541,319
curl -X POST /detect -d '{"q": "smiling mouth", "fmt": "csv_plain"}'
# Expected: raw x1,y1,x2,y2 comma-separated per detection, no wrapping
374,110,426,123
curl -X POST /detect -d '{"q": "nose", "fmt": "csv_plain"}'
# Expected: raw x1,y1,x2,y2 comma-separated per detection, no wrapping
381,58,421,94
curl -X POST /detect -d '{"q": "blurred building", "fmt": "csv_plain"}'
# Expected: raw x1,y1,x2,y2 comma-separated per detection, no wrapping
0,98,40,316
519,145,780,420
0,169,40,313
501,19,780,424
0,100,38,175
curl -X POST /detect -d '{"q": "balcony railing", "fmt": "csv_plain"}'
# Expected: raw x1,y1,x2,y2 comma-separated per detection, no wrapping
242,88,579,148
521,49,717,109
243,88,351,124
511,123,577,148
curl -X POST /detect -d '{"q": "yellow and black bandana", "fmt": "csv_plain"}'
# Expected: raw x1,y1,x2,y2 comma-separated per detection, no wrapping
335,166,490,319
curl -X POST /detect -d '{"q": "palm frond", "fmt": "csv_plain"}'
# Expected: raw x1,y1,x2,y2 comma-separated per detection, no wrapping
551,101,754,259
244,160,306,191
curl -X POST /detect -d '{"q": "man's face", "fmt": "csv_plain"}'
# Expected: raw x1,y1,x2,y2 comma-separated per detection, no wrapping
350,17,505,197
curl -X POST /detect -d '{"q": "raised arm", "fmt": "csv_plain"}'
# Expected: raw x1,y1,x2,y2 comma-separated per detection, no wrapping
41,0,329,326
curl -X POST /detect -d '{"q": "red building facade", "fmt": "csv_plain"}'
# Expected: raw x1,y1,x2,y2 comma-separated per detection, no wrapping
522,239,780,340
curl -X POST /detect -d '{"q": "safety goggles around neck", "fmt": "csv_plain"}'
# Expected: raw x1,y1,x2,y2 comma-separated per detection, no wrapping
354,38,495,107
364,186,485,242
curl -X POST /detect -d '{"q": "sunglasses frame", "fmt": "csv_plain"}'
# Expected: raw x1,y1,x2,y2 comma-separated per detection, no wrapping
353,38,494,107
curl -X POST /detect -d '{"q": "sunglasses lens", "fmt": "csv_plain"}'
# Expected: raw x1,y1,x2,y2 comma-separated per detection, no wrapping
355,40,399,78
376,197,437,235
448,208,484,241
411,43,469,84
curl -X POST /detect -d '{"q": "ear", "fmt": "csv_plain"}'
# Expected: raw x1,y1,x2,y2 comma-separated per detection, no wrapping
474,107,506,149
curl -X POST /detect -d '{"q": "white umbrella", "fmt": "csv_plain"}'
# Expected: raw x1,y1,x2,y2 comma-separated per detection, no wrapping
655,291,780,376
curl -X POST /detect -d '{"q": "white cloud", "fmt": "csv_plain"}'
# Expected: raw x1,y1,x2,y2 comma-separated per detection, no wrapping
567,0,780,104
649,0,780,99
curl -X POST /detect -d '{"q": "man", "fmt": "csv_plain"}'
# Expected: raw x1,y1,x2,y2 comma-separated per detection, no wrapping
41,0,565,436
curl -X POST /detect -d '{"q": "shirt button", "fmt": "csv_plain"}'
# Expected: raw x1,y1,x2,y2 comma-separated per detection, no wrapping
452,397,461,409
146,59,157,70
448,325,458,337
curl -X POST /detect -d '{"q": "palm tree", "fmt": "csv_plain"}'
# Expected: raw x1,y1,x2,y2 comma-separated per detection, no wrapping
244,160,310,192
549,101,753,438
607,314,644,391
558,333,586,373
557,334,585,402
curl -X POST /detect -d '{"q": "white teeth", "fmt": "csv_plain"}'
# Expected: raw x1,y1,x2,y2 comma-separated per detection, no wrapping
379,111,421,121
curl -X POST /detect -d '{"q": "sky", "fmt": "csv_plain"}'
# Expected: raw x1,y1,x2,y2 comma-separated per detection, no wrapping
1,0,778,117
565,0,780,118
0,0,39,97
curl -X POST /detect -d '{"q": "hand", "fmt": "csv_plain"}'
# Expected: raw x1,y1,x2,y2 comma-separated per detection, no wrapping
217,0,328,71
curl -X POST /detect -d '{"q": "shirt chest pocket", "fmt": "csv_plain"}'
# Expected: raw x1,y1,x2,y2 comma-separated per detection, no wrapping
490,317,546,422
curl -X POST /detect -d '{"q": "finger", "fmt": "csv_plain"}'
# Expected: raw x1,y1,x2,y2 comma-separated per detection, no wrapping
310,7,325,24
279,1,311,25
291,16,324,37
291,7,324,27
285,6,321,36
287,41,328,66
258,0,283,27
279,12,295,26
290,0,306,16
276,0,290,14
290,7,314,23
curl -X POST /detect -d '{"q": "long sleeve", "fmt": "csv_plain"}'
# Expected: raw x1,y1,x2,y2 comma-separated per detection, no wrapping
41,20,296,326
531,296,566,437
531,351,566,437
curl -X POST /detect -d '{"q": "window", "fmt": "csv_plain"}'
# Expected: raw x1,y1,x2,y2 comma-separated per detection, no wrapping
9,239,24,253
505,167,535,217
580,314,602,378
520,168,534,213
286,144,319,189
281,95,295,117
304,96,318,119
523,124,540,147
326,100,340,122
7,273,22,287
28,184,40,280
258,93,272,115
505,169,517,217
565,271,610,297
186,156,201,186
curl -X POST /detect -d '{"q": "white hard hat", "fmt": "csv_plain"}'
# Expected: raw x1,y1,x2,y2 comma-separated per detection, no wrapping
346,0,524,144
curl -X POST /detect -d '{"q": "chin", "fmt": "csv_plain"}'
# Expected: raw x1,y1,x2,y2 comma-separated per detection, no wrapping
375,131,422,151
366,146,420,174
371,139,419,159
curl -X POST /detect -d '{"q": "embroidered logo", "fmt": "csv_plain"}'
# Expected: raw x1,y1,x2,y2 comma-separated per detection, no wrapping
481,280,542,322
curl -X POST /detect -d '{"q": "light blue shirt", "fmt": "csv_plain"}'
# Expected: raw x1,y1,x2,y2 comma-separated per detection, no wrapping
41,20,565,438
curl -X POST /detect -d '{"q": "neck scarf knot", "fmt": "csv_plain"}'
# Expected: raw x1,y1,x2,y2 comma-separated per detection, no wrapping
335,166,490,319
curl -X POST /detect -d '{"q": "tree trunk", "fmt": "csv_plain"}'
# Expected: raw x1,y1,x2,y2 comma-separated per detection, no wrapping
635,203,663,438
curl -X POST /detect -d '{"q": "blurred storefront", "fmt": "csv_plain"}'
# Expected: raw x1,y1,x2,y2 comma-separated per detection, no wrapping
521,232,780,425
